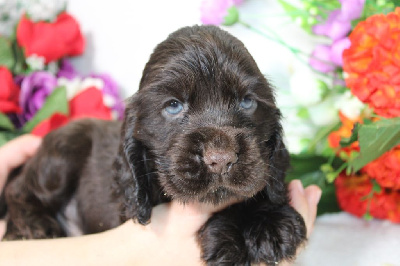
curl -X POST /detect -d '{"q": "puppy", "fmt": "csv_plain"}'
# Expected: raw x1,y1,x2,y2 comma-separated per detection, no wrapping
1,25,306,265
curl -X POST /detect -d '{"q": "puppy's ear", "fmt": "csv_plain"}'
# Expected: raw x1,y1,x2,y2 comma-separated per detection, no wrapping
113,97,154,225
264,125,291,205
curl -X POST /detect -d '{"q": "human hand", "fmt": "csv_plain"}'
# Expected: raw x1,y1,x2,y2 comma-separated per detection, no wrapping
0,135,42,240
124,180,321,266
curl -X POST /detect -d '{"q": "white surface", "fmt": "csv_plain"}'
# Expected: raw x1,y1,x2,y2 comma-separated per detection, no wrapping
67,1,400,265
296,212,400,266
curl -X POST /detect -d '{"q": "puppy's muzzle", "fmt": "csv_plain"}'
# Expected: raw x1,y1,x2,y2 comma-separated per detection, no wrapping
203,148,238,174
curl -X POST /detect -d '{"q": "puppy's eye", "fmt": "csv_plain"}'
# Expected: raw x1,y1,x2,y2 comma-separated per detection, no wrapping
165,100,183,115
240,96,256,109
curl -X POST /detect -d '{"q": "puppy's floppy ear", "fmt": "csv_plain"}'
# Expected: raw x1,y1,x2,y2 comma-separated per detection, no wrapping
263,122,291,205
113,97,154,225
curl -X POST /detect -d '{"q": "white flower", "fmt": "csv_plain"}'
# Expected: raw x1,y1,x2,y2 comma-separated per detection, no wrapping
281,109,317,154
26,54,46,71
22,0,66,22
80,77,104,91
289,68,325,106
57,77,83,100
0,0,24,36
335,91,365,120
308,97,340,127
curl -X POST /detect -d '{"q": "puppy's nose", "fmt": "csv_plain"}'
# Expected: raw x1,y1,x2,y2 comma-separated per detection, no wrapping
203,149,238,174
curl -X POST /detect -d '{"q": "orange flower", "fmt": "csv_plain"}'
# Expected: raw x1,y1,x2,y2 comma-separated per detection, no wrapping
335,172,400,223
343,8,400,118
363,146,400,190
328,112,361,154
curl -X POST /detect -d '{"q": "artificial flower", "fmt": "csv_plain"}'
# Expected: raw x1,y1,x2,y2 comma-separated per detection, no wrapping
309,45,336,73
289,68,325,105
89,73,125,120
363,147,400,190
330,37,351,66
328,111,361,154
31,87,112,136
312,0,365,41
313,10,352,41
57,59,79,80
26,54,46,71
23,0,66,22
335,172,400,223
343,8,400,118
200,0,242,25
334,91,365,120
0,67,21,114
18,71,57,122
17,12,85,63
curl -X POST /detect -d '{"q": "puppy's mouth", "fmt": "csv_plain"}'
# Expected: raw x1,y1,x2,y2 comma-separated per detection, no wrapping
198,186,247,205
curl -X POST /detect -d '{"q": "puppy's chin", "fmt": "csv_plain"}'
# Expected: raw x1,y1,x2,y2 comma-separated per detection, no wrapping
169,186,253,207
197,187,248,206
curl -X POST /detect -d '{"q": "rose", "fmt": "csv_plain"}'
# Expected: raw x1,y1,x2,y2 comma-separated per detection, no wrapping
17,12,85,63
31,87,112,136
0,67,21,114
18,71,57,123
89,73,125,120
57,59,79,80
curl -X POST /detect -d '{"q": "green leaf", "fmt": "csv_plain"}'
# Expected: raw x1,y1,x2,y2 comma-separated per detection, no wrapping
349,117,400,172
278,0,300,17
22,86,69,132
0,113,15,131
223,6,239,26
0,131,23,147
339,123,360,147
286,154,341,215
12,41,27,75
0,36,15,69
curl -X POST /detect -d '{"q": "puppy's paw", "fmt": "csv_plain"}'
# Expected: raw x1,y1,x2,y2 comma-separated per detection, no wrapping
244,205,306,265
197,214,249,266
4,216,65,240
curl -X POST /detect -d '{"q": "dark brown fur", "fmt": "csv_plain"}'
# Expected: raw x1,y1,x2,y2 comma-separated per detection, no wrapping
1,25,306,265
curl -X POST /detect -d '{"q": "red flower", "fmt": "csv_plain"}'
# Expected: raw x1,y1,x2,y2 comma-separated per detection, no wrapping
0,66,21,114
32,87,112,136
343,8,400,118
363,147,400,190
328,112,361,154
335,172,400,223
17,12,85,63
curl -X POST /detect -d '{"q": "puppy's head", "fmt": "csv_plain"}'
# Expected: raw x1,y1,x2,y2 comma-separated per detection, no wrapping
117,25,289,224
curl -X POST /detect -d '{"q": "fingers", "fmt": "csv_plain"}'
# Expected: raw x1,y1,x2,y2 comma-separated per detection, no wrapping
288,180,321,238
0,134,42,191
0,134,42,172
0,220,5,240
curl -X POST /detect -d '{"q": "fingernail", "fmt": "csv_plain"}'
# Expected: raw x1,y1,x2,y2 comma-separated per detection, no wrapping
312,188,322,205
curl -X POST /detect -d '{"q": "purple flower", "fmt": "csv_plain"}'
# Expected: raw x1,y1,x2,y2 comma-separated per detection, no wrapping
309,37,351,73
200,0,242,25
330,37,351,66
309,45,336,73
312,0,365,41
89,73,125,120
57,59,79,80
18,71,58,123
313,10,352,41
339,0,365,21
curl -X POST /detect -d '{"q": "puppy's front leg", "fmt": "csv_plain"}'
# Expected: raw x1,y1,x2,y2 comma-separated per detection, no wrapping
197,201,306,266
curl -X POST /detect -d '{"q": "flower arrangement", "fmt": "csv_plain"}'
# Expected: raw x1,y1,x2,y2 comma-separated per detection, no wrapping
200,0,400,222
0,0,124,145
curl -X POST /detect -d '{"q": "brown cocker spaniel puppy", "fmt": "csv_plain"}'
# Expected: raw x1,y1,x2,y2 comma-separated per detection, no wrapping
1,25,306,265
